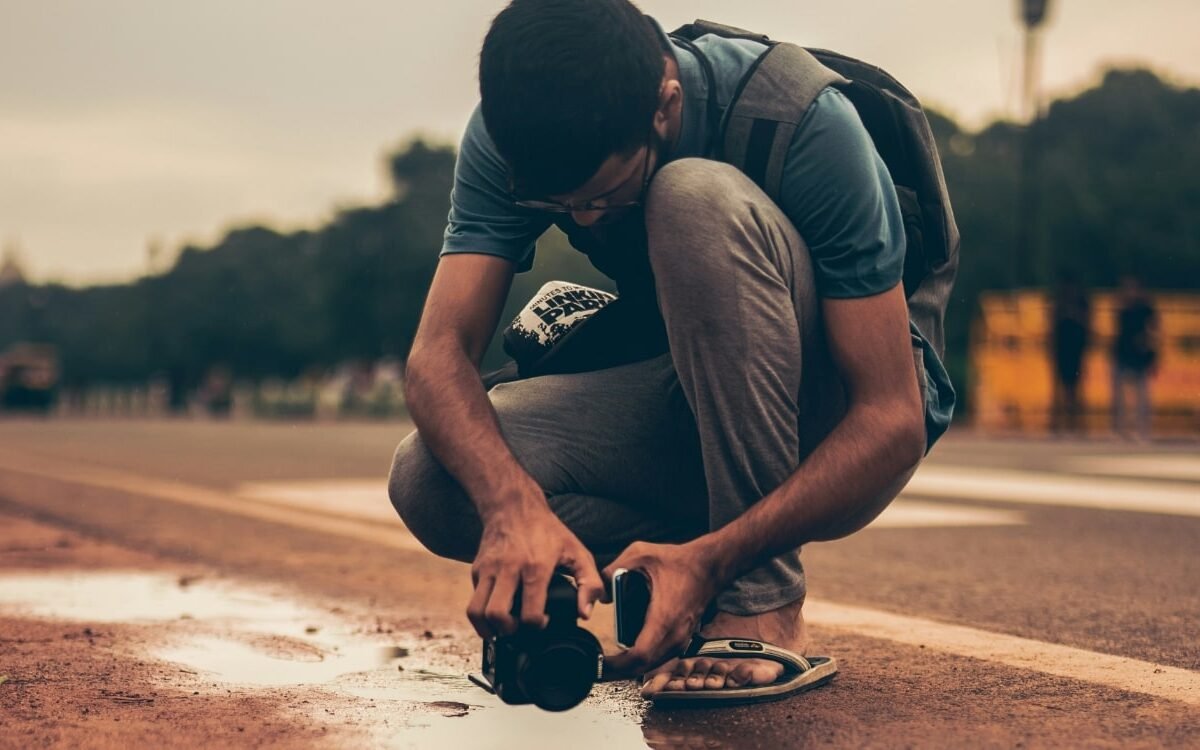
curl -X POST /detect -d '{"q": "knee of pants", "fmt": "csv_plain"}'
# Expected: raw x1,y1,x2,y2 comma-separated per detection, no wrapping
387,430,480,562
645,159,761,263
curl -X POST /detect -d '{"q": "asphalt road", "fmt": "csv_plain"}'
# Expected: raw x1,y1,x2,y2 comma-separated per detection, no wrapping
0,418,1197,748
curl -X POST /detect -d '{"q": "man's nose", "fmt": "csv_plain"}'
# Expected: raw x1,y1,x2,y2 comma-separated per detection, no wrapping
571,208,606,227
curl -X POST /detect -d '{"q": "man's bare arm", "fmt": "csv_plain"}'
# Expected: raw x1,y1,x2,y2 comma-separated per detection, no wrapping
405,253,536,517
699,283,926,580
404,253,605,635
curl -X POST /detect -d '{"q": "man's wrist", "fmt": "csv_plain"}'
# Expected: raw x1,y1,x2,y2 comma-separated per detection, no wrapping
687,529,747,590
475,473,549,525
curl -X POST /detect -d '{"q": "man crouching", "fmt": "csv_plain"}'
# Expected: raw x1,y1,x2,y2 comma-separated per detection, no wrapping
388,0,953,706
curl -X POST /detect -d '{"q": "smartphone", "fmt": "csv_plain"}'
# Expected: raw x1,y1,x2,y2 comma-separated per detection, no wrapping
612,568,650,649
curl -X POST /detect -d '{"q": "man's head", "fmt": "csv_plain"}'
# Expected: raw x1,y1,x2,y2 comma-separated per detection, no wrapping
1119,274,1144,300
479,0,674,219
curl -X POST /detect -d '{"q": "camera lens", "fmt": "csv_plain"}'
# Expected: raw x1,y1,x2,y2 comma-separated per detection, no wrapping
518,636,599,712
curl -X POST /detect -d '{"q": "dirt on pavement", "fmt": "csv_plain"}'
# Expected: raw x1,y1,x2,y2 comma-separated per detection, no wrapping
0,513,485,749
2,423,1199,750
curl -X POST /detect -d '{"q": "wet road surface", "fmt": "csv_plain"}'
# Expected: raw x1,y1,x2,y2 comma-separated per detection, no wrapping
0,419,1197,748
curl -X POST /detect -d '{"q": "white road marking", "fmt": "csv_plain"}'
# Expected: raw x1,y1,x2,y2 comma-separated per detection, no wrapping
806,599,1200,706
904,465,1200,517
869,499,1025,528
237,480,396,524
0,451,423,552
235,482,1026,531
2,449,1198,706
1061,455,1200,483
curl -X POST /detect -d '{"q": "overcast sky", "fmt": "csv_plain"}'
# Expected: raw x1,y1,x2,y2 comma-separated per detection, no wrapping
4,0,1199,285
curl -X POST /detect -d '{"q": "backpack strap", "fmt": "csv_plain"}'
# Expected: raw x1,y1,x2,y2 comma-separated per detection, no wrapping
669,35,723,158
721,43,848,201
672,19,770,45
669,18,958,359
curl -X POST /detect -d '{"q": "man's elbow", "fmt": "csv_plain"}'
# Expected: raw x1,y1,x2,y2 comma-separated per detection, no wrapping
403,337,448,405
893,399,927,471
404,334,479,405
403,346,429,402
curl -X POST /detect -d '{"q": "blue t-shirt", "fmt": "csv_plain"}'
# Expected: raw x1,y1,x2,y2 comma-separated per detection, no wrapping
441,32,954,447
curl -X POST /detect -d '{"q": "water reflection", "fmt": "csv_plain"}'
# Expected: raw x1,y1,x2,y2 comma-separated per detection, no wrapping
0,571,645,747
0,570,786,749
0,570,318,625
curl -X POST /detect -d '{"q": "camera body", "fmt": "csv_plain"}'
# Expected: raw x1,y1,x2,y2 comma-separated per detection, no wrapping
477,574,603,712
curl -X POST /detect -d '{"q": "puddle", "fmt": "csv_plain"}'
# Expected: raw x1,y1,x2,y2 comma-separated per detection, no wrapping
0,570,746,749
0,571,319,627
338,672,650,749
386,700,649,750
0,571,408,684
157,636,401,686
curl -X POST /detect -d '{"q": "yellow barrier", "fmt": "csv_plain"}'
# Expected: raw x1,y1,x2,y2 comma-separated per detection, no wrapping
971,290,1200,436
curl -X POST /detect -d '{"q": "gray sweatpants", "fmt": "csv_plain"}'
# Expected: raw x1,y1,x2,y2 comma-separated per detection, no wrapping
390,159,869,615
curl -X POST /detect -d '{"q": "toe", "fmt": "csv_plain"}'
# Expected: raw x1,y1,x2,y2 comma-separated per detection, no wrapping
640,658,680,697
702,661,731,690
684,657,714,691
724,658,786,688
665,658,691,692
750,660,785,685
641,671,674,696
726,661,757,688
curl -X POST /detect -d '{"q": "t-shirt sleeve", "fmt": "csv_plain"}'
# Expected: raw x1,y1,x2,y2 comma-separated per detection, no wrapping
777,88,906,298
441,104,551,271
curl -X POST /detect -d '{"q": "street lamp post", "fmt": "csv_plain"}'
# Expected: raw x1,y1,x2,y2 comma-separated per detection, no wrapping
1016,0,1051,287
1020,0,1049,121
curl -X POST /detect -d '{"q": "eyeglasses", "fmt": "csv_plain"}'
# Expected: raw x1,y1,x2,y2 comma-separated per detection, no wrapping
511,136,655,213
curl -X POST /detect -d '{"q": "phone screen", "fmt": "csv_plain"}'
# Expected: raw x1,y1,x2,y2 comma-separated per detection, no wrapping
614,569,650,648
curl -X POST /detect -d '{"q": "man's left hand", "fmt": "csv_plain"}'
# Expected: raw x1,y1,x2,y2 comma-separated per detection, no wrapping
602,539,724,674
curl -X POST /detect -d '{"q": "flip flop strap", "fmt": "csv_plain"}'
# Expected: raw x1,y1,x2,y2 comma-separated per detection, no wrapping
683,636,813,674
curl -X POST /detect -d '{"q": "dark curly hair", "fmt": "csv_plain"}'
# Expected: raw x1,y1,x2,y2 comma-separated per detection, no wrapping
479,0,666,197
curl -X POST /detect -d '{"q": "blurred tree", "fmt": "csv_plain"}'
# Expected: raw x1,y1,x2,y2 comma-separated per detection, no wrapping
930,68,1200,408
1,68,1196,419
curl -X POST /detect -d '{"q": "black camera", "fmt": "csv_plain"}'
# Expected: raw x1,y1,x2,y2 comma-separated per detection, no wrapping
471,573,603,712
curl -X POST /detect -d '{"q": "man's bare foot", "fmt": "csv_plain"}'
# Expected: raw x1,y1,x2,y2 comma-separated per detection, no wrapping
640,599,808,696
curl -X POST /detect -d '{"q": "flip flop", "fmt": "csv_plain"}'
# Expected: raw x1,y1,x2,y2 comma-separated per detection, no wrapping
648,636,837,707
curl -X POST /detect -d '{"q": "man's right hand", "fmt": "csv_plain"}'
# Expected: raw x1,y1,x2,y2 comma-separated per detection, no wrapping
404,255,603,639
466,488,605,639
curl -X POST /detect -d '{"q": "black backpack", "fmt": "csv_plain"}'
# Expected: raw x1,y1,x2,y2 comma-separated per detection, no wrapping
493,18,961,384
671,19,960,357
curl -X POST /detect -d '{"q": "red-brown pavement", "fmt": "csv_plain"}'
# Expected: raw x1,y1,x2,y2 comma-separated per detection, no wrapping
0,418,1196,749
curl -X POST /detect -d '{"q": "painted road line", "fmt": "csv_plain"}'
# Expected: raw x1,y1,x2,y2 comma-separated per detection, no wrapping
1,449,1196,706
236,482,1028,530
806,599,1200,707
904,465,1200,517
868,499,1025,528
1061,455,1200,483
237,480,397,524
0,451,423,552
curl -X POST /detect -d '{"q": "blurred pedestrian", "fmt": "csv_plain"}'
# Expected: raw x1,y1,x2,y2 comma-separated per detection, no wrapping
1049,272,1090,435
1111,275,1159,440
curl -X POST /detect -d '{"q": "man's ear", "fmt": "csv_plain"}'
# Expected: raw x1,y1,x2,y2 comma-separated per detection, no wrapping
654,79,683,135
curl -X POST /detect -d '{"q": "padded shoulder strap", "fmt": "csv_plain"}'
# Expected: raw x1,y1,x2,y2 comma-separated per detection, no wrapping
671,19,770,44
722,43,848,200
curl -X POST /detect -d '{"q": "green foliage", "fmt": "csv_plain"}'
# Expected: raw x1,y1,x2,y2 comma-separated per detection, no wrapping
1,69,1197,409
932,68,1200,406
